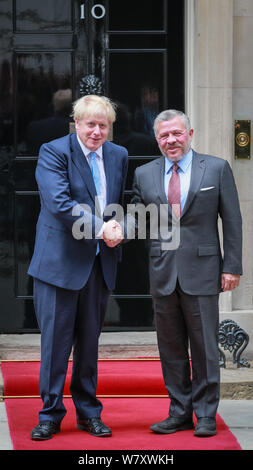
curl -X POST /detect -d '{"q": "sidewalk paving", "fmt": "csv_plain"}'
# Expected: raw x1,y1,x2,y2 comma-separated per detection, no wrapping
0,333,253,450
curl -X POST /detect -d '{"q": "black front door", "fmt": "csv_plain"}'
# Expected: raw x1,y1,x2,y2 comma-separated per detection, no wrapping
0,0,184,332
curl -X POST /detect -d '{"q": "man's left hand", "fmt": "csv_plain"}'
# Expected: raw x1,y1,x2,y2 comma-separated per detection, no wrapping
221,273,240,291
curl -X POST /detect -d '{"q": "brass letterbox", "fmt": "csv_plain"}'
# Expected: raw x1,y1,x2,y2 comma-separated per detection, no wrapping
234,120,251,159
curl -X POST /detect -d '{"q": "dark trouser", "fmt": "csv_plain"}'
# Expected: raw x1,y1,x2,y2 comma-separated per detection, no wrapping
153,282,220,419
33,255,110,424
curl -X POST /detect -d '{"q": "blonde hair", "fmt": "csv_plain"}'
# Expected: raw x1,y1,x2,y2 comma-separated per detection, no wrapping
72,95,116,124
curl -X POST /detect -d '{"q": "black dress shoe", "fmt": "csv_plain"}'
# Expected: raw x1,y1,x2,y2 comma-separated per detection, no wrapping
31,421,60,440
150,416,194,434
77,418,112,437
194,417,217,437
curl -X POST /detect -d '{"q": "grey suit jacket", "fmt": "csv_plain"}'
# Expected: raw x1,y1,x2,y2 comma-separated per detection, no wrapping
131,150,242,297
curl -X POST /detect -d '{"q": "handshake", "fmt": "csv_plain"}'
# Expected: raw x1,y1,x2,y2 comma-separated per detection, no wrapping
102,219,123,248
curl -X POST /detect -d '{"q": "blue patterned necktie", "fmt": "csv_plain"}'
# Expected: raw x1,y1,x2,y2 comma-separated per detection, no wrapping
89,152,101,196
89,152,101,254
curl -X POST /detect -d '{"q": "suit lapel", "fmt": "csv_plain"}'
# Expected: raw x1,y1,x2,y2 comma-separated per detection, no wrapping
71,135,117,207
153,156,168,205
181,150,206,216
70,133,97,202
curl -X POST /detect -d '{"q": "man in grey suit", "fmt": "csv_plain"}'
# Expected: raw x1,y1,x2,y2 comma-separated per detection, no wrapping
130,109,242,437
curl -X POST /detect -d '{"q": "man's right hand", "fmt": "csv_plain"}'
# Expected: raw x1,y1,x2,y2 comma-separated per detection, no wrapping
102,220,123,247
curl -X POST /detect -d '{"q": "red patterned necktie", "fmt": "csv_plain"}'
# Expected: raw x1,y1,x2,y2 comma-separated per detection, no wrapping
168,163,181,218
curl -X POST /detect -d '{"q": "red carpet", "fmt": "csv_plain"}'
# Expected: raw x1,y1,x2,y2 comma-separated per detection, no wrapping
1,359,167,397
1,360,242,451
4,397,241,451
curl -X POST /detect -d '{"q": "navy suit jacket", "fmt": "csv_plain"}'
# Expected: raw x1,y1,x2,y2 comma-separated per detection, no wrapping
28,133,128,291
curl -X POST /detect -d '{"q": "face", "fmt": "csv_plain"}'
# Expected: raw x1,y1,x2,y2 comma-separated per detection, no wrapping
156,116,193,162
75,114,110,151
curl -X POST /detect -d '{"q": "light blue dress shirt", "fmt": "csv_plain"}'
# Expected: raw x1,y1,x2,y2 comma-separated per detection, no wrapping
164,149,193,211
77,135,107,213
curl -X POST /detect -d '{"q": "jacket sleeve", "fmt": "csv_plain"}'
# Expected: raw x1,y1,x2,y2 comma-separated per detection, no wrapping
219,160,243,274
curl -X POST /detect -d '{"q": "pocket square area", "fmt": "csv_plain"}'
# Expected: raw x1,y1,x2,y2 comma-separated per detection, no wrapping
200,186,215,191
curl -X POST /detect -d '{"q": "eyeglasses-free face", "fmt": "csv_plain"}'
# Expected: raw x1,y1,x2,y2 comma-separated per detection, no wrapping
75,115,110,151
156,116,194,162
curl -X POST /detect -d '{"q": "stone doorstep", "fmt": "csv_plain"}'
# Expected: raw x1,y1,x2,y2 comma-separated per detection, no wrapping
220,381,253,399
220,362,253,399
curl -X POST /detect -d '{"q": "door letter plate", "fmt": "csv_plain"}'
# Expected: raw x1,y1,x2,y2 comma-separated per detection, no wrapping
235,120,251,159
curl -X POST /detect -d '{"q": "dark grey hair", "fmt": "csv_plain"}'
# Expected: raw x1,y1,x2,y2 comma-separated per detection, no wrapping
153,109,191,136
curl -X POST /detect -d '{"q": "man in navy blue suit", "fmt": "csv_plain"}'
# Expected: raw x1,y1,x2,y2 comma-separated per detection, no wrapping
28,95,128,440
